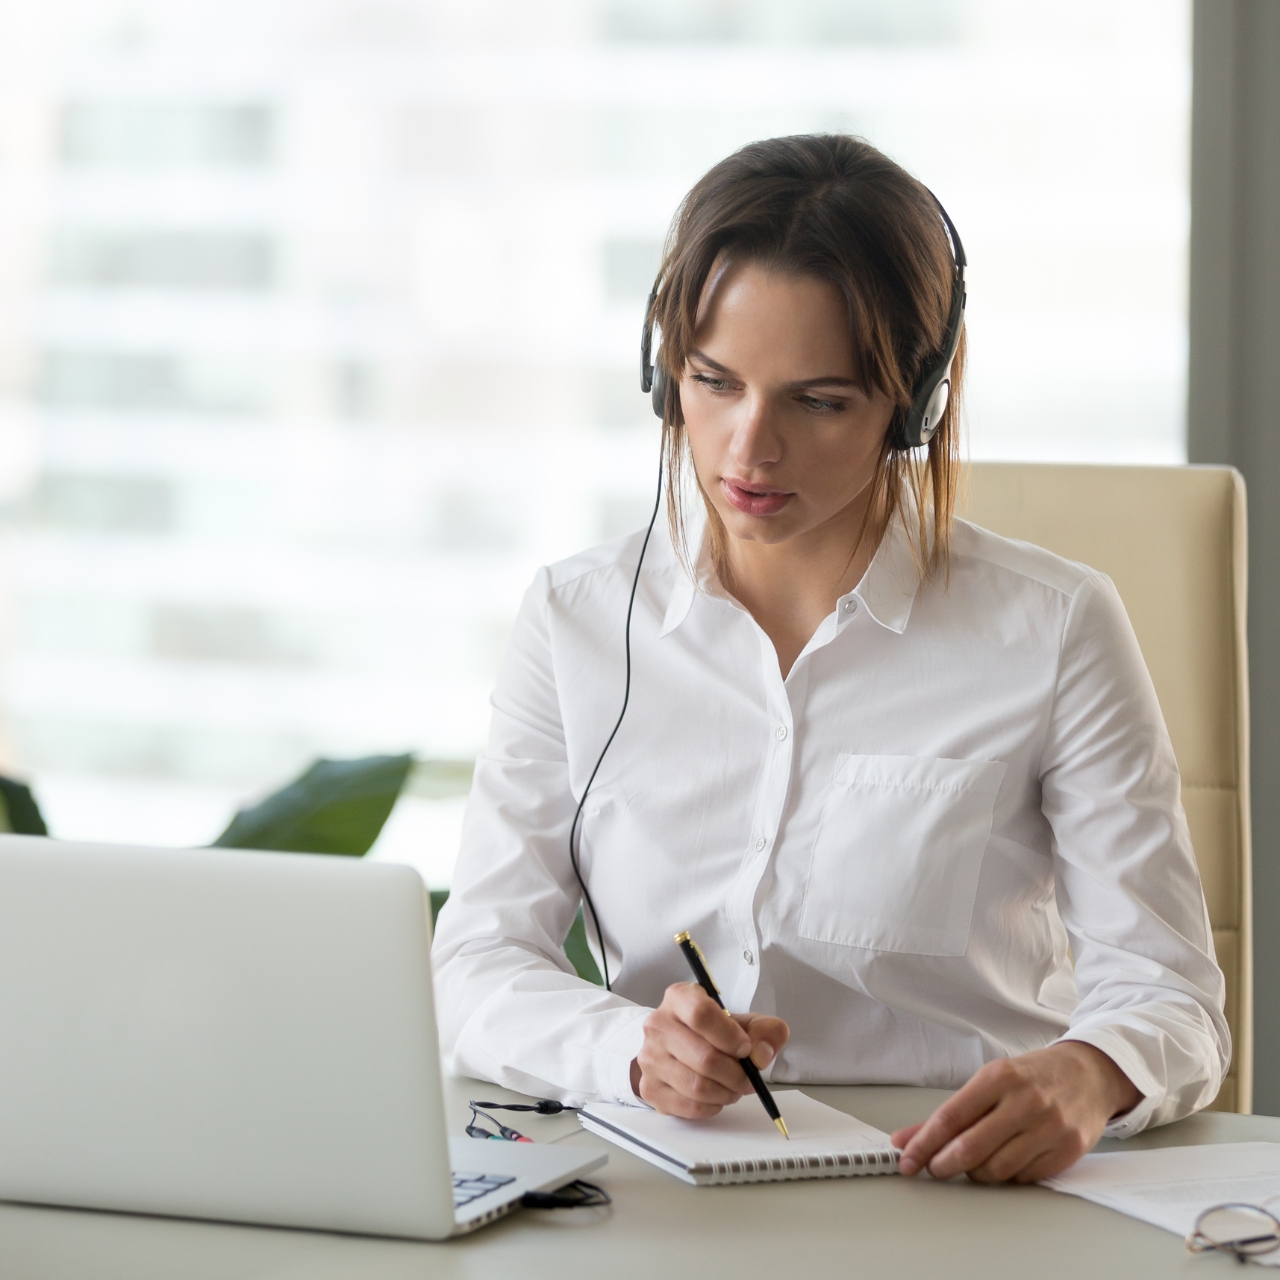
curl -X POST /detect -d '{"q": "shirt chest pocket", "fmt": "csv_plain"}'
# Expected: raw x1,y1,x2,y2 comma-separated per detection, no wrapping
798,754,1007,957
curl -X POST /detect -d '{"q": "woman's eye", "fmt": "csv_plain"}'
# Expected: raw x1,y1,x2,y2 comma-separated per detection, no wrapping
691,374,734,393
798,395,845,413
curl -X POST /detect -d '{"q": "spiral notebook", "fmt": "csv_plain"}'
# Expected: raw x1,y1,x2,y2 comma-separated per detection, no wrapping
579,1089,900,1186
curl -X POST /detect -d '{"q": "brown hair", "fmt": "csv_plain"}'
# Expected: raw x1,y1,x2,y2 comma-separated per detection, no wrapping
650,133,964,580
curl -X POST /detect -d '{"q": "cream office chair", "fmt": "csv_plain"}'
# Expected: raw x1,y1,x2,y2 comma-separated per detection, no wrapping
963,463,1251,1114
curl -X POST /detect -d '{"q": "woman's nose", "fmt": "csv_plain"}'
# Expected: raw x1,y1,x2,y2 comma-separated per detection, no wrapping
727,392,783,467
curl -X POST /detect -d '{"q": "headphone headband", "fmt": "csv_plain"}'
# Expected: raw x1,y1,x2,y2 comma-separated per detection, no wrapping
896,190,966,450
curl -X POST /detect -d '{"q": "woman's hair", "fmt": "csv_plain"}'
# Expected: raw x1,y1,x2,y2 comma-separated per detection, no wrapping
649,133,964,579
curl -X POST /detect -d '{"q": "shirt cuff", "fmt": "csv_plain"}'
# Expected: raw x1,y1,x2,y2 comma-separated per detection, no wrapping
1056,1027,1162,1138
592,1008,649,1104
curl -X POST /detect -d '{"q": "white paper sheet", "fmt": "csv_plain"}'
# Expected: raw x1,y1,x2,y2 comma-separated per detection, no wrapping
1045,1142,1280,1264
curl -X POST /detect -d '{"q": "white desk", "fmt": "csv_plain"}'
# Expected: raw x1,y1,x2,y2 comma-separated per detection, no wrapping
2,1078,1273,1279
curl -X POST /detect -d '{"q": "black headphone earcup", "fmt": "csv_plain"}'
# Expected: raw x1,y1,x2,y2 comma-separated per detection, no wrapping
651,365,669,420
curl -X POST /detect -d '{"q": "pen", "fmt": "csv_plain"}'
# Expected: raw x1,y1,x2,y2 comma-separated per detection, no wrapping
674,931,789,1139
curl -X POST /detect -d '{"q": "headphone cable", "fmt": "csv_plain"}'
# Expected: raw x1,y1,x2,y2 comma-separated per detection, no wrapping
566,460,664,992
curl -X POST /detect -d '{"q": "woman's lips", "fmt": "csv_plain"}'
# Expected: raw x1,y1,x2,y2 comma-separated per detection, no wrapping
721,478,794,516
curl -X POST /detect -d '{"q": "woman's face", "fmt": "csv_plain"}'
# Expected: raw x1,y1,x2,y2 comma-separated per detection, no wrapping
680,261,895,551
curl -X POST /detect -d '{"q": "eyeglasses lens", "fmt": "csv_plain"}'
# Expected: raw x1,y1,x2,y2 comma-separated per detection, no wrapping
1190,1205,1280,1258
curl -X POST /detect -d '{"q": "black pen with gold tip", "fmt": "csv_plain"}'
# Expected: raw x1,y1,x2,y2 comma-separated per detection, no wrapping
674,931,789,1138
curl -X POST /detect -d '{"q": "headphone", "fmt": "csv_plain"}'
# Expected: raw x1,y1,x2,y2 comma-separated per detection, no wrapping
570,194,967,993
640,191,967,449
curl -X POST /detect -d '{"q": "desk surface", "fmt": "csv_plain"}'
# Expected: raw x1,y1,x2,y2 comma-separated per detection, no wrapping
2,1078,1272,1280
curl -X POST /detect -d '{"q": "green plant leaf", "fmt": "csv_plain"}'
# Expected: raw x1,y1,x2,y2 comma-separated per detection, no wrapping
0,775,48,836
563,908,604,986
212,754,413,855
429,888,449,926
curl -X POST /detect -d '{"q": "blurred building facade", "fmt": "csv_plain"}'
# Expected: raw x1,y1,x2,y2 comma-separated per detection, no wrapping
0,0,1189,870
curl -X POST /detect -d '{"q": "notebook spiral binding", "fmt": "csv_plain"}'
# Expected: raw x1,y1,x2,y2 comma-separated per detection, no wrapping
695,1147,901,1186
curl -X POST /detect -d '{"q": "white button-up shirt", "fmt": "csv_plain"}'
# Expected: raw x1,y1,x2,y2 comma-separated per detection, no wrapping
432,512,1229,1136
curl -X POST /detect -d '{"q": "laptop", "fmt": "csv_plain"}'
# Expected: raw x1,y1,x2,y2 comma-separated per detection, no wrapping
0,833,605,1239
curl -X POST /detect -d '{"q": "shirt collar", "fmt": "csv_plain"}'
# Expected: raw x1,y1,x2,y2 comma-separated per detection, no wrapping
659,515,713,637
659,506,923,639
846,510,922,635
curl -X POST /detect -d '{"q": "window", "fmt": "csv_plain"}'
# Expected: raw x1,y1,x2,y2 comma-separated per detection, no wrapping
39,351,268,415
0,1,1191,881
602,239,663,303
50,229,276,291
599,0,963,43
32,474,173,534
60,102,274,168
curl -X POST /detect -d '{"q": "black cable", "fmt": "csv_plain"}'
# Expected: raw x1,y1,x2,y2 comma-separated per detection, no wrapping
464,1100,611,1209
469,1098,575,1115
521,1179,612,1210
566,460,664,993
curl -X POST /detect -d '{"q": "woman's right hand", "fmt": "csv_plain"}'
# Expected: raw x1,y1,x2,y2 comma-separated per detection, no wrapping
630,982,790,1118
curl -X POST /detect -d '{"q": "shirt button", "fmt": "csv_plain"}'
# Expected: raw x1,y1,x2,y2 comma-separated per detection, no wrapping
843,599,857,615
743,949,755,965
775,724,788,741
754,837,766,851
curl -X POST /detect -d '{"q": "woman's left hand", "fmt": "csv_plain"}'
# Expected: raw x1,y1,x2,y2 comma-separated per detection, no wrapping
890,1041,1142,1184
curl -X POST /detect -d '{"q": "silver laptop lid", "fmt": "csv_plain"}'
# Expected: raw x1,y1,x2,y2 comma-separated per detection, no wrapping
0,834,457,1239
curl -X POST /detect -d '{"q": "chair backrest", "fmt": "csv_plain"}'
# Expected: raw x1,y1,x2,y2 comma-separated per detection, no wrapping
962,463,1251,1113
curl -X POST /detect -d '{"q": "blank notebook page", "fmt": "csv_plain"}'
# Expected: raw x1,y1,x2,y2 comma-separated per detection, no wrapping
583,1090,893,1164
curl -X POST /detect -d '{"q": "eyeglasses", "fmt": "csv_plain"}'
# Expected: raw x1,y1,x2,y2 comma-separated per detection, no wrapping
1187,1202,1280,1262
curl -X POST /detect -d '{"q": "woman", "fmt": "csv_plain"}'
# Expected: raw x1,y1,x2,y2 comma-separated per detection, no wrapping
432,134,1228,1184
